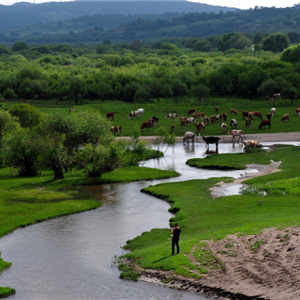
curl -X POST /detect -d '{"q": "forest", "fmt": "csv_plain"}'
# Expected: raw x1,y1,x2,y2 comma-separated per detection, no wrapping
0,34,299,103
1,5,300,45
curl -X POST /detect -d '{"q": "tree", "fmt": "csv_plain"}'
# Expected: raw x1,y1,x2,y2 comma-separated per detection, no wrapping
153,127,176,154
69,77,82,104
8,104,43,128
281,44,300,64
191,84,210,102
0,45,9,54
98,82,113,101
78,140,125,178
193,40,212,52
287,31,300,44
257,79,278,105
262,33,290,52
3,128,41,176
12,41,29,52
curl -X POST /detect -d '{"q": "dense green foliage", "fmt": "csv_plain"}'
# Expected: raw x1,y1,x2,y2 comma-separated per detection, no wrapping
122,145,300,279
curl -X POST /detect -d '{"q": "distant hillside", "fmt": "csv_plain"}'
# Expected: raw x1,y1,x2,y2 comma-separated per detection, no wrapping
0,1,238,31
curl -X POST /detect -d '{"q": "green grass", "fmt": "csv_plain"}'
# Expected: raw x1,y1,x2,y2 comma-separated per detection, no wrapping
186,148,270,170
121,145,300,280
0,149,178,297
3,97,300,137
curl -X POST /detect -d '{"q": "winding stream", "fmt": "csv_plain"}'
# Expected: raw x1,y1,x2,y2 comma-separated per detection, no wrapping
0,142,287,300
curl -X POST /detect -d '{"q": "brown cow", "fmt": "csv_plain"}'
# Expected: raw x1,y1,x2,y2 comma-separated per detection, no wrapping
140,121,151,132
296,108,300,116
193,112,205,121
187,108,196,115
171,124,175,132
253,111,263,119
210,115,216,124
265,96,269,101
215,107,219,113
2,99,8,102
106,112,115,120
243,140,259,152
230,109,237,115
110,126,122,136
221,122,227,134
222,112,227,122
204,117,210,126
196,122,205,134
68,108,74,111
258,119,271,129
21,98,26,103
245,118,251,128
281,114,290,122
180,119,188,129
242,111,249,120
266,113,271,120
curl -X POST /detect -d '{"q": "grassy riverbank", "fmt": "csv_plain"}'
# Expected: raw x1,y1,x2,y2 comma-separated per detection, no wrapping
3,98,300,137
122,145,300,284
0,149,179,298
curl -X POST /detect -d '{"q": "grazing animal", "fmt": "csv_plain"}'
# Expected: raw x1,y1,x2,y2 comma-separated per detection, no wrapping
128,111,140,119
253,111,263,119
137,108,144,116
265,96,269,101
210,115,216,124
243,140,259,152
171,124,175,132
193,112,205,121
215,115,222,122
150,116,159,126
183,131,198,144
187,108,196,115
148,118,154,127
296,108,300,116
228,130,246,144
21,98,26,103
186,117,196,126
106,112,115,120
110,126,122,136
221,122,227,134
2,99,8,102
229,119,238,129
215,107,219,113
140,121,151,132
230,109,237,115
281,114,290,122
222,112,227,122
266,113,271,120
180,118,188,129
196,122,205,134
204,117,210,126
248,112,254,120
68,108,74,111
273,93,281,99
270,107,276,117
258,119,271,129
245,118,251,128
202,136,220,149
242,111,249,120
165,113,177,122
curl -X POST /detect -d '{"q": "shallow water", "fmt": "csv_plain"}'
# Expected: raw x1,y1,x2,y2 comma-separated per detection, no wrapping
0,142,293,300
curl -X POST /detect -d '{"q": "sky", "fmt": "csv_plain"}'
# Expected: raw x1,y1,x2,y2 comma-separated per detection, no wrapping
0,0,298,10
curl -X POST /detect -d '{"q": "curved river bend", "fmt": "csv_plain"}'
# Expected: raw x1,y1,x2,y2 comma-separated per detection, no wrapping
0,143,276,300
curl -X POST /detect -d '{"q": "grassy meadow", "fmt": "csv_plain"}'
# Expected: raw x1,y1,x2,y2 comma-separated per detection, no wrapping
2,97,300,137
122,145,300,280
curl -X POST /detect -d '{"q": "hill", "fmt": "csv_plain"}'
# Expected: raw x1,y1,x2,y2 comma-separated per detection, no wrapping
0,1,238,31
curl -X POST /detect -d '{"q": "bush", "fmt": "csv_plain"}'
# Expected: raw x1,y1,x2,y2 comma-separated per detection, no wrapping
9,104,43,128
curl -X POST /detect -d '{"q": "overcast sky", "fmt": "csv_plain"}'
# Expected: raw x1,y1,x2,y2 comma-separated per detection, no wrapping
0,0,298,10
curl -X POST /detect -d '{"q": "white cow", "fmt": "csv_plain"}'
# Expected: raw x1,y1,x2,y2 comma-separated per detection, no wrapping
230,119,238,129
183,132,198,145
270,107,276,117
186,117,196,126
137,108,144,116
165,113,178,122
221,123,227,134
128,111,140,119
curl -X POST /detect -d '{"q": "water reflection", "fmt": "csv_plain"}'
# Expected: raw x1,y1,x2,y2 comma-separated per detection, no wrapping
0,142,295,300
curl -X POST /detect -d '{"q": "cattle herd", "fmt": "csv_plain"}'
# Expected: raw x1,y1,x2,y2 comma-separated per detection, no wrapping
104,105,300,152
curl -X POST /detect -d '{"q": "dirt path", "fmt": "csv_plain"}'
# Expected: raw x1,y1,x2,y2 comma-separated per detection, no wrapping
120,132,300,144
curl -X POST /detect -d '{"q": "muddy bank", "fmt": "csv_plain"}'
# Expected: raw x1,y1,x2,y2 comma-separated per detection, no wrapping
119,132,300,144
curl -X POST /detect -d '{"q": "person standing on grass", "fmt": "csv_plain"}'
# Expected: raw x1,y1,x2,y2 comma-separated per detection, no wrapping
171,223,181,255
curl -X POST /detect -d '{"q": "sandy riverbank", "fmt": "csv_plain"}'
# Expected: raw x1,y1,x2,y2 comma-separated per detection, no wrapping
137,140,300,300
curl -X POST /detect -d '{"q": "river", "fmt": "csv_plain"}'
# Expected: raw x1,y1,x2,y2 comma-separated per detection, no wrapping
0,143,267,300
